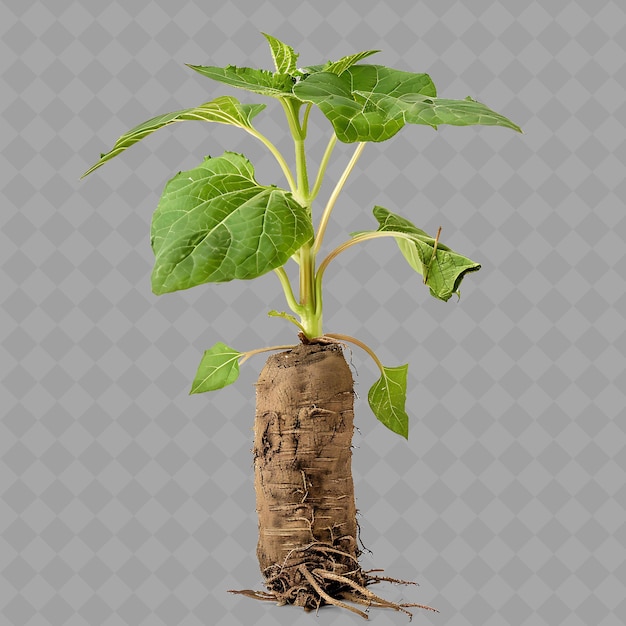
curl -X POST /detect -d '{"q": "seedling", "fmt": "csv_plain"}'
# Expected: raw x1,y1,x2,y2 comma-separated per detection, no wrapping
83,33,520,618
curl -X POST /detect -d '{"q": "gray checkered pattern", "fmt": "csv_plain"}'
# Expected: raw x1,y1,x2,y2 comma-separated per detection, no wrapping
2,1,625,624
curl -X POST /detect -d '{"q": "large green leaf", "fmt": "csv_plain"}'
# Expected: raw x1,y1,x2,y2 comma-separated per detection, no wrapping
294,64,520,142
150,152,313,294
190,342,241,394
368,364,410,439
263,32,299,75
187,64,295,98
356,92,523,132
369,206,481,301
81,96,266,177
293,65,437,142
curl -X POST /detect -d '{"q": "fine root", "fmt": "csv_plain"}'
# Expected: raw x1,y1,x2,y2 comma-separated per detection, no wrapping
299,564,369,619
368,572,420,586
229,541,437,619
228,589,277,602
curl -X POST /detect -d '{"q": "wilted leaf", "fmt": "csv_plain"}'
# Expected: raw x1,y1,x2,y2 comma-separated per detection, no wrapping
367,206,481,301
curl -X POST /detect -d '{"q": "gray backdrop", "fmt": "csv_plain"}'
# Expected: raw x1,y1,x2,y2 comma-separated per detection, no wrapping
2,1,625,625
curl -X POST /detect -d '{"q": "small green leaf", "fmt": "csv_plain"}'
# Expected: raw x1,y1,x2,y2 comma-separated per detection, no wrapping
320,50,381,75
81,96,266,177
303,50,380,75
262,33,299,75
370,206,481,301
150,152,313,294
268,310,306,332
190,342,242,393
187,64,295,98
368,364,409,439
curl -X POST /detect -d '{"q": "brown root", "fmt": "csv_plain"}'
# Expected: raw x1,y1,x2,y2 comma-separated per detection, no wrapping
299,564,370,619
229,540,437,619
227,589,277,602
240,344,437,619
368,572,420,586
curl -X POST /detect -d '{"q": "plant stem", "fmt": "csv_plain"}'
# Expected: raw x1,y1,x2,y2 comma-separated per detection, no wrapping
295,136,309,203
310,134,337,201
316,231,421,293
280,98,310,204
313,142,366,255
239,344,298,366
246,127,297,193
301,103,313,136
276,96,324,338
298,243,322,337
274,267,303,315
324,333,384,374
268,310,307,334
299,244,313,306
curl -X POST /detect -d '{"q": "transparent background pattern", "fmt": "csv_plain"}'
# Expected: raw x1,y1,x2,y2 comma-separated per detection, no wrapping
2,1,625,625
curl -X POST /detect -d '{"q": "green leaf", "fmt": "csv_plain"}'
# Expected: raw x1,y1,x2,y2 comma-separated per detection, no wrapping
294,64,520,142
368,364,409,439
190,342,242,393
370,206,481,301
355,92,522,132
304,50,381,76
324,50,381,75
262,33,299,75
150,152,313,294
187,64,295,98
293,65,436,142
268,310,306,332
81,96,266,177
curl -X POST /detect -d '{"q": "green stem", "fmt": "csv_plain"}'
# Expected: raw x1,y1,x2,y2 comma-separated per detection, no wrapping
274,267,303,315
310,134,337,201
316,231,419,293
276,97,322,338
280,98,309,203
246,126,296,192
313,142,366,255
299,244,315,306
323,333,384,374
295,242,322,338
268,310,307,334
239,344,298,366
295,137,309,202
301,103,313,136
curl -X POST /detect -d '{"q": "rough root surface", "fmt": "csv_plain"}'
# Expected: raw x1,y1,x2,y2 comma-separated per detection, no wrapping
231,342,436,619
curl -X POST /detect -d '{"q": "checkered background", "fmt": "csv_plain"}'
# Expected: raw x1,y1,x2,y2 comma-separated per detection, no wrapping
2,1,625,624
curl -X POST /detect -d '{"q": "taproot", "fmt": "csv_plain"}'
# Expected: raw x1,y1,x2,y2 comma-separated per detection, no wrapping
231,341,436,618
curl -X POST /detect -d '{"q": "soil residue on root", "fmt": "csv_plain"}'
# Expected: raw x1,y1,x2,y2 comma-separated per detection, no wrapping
230,342,436,619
